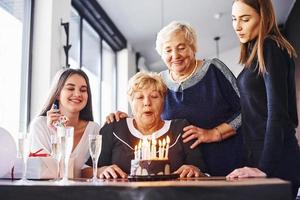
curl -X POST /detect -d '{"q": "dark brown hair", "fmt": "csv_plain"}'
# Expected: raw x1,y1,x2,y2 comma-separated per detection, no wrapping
234,0,296,74
39,68,94,121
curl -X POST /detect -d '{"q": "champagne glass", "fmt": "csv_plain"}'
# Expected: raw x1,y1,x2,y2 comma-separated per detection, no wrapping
17,134,30,182
89,134,102,182
57,126,74,182
50,134,62,179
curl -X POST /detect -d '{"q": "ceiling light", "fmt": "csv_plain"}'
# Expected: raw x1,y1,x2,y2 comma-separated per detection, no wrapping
213,12,223,20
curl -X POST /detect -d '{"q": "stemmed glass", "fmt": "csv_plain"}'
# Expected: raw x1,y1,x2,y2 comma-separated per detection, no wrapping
57,126,74,182
17,133,30,183
50,134,62,180
88,134,102,182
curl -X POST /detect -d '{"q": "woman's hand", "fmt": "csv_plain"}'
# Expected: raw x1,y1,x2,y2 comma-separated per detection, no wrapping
46,105,63,130
226,167,267,180
98,165,127,179
182,125,220,148
174,165,204,178
105,111,128,124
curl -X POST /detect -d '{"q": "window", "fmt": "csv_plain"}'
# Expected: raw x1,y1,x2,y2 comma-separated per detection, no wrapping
81,19,101,124
101,40,116,123
0,0,32,138
72,1,121,124
69,8,80,69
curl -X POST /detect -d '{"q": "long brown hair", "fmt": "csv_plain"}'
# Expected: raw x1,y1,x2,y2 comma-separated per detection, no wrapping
234,0,297,74
39,68,94,121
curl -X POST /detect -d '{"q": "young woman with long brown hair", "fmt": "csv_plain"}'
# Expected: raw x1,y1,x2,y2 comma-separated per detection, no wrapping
30,68,100,178
228,0,300,197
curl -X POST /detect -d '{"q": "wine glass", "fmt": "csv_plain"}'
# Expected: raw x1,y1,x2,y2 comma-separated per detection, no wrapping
17,133,30,183
88,134,102,182
57,126,74,182
50,134,62,179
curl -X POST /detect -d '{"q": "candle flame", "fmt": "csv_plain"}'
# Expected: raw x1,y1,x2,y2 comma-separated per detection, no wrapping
152,139,157,145
166,136,170,144
135,135,170,160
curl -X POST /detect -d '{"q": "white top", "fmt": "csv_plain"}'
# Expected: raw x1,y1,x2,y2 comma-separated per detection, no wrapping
30,116,101,178
126,118,171,140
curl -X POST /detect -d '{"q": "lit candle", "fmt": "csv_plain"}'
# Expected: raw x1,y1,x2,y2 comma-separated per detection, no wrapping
165,136,170,159
134,145,138,160
146,139,150,160
158,140,162,159
142,138,148,159
138,140,142,160
151,138,157,159
162,138,166,159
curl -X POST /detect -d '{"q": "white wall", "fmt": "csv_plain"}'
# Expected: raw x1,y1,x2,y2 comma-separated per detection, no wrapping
219,46,243,78
30,0,71,119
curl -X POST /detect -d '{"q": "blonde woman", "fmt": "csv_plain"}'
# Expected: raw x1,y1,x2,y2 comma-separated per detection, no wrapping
83,72,206,179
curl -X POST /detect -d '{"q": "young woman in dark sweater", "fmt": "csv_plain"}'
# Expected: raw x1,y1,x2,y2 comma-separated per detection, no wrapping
228,0,300,197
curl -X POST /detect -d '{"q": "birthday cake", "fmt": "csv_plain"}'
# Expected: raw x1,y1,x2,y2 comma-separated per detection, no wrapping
130,159,170,176
128,136,178,180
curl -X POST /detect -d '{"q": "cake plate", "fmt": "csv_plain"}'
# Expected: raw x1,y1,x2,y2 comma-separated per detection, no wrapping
128,174,179,182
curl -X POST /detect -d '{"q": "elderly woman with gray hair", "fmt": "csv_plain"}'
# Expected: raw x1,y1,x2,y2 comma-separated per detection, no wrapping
83,72,206,179
108,21,243,176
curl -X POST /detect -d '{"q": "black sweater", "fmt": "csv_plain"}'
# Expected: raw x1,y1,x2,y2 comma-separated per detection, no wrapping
86,118,206,174
237,38,300,182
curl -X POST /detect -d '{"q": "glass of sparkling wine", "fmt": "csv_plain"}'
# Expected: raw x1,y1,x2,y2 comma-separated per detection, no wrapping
18,134,30,182
50,134,62,179
57,126,74,182
89,134,102,182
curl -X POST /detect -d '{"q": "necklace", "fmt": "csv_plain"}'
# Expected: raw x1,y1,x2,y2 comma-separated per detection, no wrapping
170,60,199,83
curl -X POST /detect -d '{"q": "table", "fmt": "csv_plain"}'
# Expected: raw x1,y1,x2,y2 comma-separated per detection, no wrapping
0,177,292,200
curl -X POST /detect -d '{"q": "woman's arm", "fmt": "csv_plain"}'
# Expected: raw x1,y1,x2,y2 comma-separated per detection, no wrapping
98,165,127,179
226,167,266,179
174,165,205,178
182,59,241,147
212,58,242,131
82,165,127,179
259,39,292,176
182,123,236,148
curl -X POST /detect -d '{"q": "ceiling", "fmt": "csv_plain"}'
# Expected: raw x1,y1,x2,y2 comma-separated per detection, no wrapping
96,0,296,72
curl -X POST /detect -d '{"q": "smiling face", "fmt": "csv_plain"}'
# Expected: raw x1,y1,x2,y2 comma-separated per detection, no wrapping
161,31,196,76
232,1,260,43
130,86,164,129
58,74,88,114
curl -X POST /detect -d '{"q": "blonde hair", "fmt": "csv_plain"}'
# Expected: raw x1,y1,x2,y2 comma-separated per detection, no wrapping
155,21,198,56
127,72,167,101
234,0,297,74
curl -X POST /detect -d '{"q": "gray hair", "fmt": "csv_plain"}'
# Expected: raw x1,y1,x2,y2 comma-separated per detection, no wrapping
155,21,198,56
